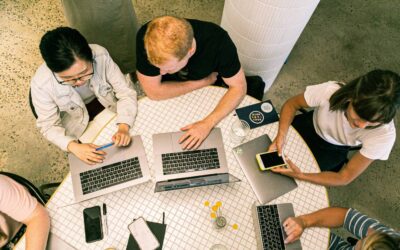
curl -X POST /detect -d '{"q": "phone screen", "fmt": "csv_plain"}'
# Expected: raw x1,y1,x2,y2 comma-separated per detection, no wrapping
83,206,103,243
260,151,285,169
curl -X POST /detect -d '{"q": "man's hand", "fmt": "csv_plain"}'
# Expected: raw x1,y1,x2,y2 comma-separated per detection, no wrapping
179,120,214,150
112,123,131,146
67,141,106,165
271,158,303,178
283,217,306,244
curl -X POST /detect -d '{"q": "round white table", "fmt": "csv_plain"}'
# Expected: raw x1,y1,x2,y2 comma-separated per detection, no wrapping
16,86,329,250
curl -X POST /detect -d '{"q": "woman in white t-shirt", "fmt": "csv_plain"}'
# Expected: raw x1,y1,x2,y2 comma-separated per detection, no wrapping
269,70,400,186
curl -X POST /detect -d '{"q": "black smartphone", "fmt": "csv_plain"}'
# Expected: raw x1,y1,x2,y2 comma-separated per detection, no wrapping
83,205,103,243
256,151,286,171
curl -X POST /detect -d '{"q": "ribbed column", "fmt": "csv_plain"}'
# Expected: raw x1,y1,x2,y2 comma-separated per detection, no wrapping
221,0,320,91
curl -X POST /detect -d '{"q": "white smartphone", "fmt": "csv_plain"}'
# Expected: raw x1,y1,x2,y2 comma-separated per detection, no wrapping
256,150,286,171
128,217,160,250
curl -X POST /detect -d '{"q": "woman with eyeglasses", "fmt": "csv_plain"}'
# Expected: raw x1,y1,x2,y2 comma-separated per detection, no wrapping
31,27,138,165
268,69,400,186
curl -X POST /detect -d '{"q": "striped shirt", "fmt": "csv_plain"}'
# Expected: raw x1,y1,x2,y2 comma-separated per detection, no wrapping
329,208,400,250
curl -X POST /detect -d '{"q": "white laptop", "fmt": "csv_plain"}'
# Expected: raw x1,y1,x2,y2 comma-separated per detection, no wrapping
153,128,240,192
68,135,150,202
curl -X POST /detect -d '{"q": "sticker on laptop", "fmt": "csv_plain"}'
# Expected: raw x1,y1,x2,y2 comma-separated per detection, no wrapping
261,102,273,113
235,100,279,129
249,111,264,124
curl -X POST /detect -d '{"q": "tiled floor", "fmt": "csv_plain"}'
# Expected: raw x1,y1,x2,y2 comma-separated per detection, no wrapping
0,0,399,234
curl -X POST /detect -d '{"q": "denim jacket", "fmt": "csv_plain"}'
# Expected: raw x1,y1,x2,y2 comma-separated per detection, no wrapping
30,44,137,151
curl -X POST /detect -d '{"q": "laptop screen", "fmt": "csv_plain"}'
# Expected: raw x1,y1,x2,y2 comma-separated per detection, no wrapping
154,173,240,192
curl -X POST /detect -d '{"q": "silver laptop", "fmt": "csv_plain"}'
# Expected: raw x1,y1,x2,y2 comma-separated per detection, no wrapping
46,232,76,250
232,135,297,204
68,135,150,202
252,203,302,249
153,128,240,191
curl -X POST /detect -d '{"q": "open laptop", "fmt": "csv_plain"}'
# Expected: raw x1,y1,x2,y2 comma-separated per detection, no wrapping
68,135,150,202
252,203,302,249
153,128,240,192
232,135,297,204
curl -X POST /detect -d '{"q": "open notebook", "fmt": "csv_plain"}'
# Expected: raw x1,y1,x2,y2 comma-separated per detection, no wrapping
79,109,116,143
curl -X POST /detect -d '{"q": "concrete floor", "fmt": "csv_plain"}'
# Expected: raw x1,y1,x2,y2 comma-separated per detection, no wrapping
0,0,399,234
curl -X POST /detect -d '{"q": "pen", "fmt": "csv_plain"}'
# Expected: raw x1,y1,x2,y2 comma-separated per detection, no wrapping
103,203,108,236
96,142,114,151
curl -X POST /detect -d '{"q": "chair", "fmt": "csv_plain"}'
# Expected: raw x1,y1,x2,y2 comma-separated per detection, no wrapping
1,172,60,203
212,75,265,101
245,75,265,101
0,172,59,249
0,172,48,204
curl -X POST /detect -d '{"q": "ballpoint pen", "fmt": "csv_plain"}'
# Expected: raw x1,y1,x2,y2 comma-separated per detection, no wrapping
96,142,114,151
103,203,108,236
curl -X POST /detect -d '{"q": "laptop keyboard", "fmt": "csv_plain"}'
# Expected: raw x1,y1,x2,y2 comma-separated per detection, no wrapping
80,157,142,195
162,148,220,175
257,205,285,250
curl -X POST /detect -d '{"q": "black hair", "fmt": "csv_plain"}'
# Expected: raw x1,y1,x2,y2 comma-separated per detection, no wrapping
330,69,400,124
39,27,93,73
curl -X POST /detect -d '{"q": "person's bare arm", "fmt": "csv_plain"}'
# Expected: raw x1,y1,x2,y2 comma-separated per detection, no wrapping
283,207,348,243
137,71,217,100
268,93,310,155
179,68,247,149
272,152,374,186
22,203,50,250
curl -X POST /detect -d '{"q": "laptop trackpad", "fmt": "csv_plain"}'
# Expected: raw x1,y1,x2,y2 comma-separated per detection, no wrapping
170,132,185,152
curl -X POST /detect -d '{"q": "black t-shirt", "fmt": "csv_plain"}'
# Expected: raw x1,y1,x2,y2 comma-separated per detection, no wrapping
136,19,241,81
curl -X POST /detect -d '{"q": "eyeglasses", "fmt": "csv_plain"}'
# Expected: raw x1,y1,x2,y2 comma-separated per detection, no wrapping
53,63,94,85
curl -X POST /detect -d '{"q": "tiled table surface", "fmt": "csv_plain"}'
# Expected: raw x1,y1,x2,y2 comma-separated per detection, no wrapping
17,86,329,250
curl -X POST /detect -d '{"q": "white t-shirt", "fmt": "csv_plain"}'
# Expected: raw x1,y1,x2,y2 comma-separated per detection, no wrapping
304,81,396,160
74,81,96,104
0,175,38,247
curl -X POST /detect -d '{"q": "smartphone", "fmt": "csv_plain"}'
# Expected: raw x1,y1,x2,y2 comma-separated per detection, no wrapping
256,151,286,171
83,206,103,243
128,217,160,250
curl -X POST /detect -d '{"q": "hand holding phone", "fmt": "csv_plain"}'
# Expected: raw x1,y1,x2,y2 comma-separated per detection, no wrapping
256,150,286,171
128,217,160,250
83,206,103,243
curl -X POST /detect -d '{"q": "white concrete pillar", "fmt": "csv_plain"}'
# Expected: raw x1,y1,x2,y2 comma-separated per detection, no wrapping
221,0,320,91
